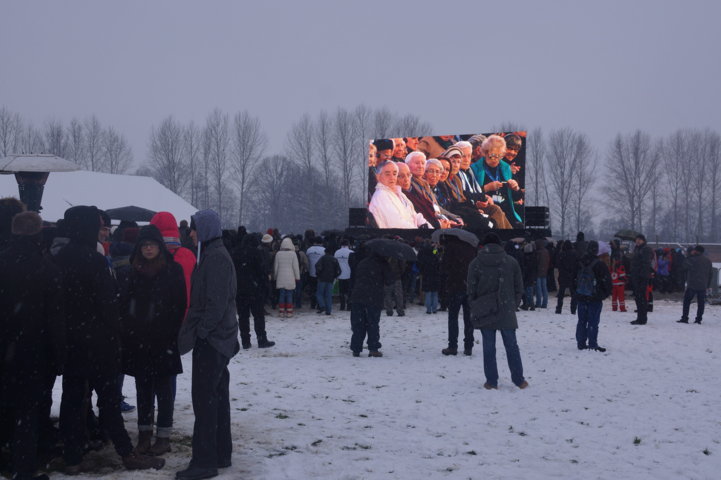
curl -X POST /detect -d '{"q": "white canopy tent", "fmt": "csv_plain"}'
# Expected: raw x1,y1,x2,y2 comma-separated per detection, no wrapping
0,170,197,223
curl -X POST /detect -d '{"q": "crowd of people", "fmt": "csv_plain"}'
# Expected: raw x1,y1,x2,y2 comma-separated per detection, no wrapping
0,192,716,480
368,133,526,230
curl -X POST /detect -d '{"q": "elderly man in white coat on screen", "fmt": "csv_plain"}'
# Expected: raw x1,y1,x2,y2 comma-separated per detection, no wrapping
368,160,432,229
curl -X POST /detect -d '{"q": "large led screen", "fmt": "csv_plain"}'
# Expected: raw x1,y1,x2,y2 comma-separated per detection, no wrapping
367,132,526,230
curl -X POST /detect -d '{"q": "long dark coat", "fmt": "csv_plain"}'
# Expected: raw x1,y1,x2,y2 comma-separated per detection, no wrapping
232,235,266,299
467,243,523,330
440,237,477,295
0,238,65,405
54,206,122,377
417,244,441,292
120,234,186,378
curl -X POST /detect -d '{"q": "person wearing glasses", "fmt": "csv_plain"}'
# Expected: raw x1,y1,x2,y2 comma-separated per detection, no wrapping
471,135,524,229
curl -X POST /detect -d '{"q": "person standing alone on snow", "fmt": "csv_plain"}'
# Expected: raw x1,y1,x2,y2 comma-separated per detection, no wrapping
467,233,527,390
574,241,612,352
630,234,654,325
678,245,713,324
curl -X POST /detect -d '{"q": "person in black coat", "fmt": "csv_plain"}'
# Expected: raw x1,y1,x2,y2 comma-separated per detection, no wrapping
575,241,612,351
315,250,341,315
555,240,579,314
439,237,477,355
232,234,275,349
349,252,393,357
0,212,65,480
629,234,654,325
54,206,164,472
520,243,538,311
119,225,186,456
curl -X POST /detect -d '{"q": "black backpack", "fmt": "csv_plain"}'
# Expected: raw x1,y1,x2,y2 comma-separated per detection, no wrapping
576,259,599,297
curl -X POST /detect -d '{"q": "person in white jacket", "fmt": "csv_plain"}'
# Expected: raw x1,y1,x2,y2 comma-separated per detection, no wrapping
274,237,300,317
368,161,431,229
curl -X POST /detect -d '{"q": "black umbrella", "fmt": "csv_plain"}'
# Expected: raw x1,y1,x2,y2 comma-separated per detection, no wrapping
365,238,417,262
614,229,641,241
431,228,479,248
105,205,157,222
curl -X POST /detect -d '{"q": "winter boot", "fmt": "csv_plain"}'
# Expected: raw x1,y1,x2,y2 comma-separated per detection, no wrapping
442,347,458,356
241,336,251,349
278,304,286,318
258,335,275,348
149,437,171,456
286,304,294,318
122,452,165,470
135,430,152,455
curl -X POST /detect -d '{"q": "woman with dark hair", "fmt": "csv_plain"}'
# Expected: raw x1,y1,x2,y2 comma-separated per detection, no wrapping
120,225,186,456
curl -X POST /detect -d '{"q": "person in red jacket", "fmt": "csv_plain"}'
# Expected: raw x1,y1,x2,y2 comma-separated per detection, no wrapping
610,259,627,312
150,212,196,312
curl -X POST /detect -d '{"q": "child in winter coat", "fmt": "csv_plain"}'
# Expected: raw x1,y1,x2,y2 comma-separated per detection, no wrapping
611,259,627,312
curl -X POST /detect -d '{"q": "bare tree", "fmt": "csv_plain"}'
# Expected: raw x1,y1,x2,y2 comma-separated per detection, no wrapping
102,127,132,174
353,105,373,205
67,118,86,167
607,130,658,232
43,119,68,157
231,111,266,226
546,128,585,238
0,107,23,156
315,110,333,188
333,107,356,211
149,116,186,193
183,122,202,207
286,114,314,171
392,114,433,137
704,130,721,241
19,123,44,154
204,109,230,217
251,155,289,228
570,140,595,233
661,132,687,241
84,115,104,171
526,128,549,207
372,108,393,138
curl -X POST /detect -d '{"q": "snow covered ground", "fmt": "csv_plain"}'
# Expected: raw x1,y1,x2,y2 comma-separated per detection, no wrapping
51,298,721,480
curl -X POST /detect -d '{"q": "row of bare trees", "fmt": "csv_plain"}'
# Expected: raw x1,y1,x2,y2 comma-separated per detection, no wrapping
526,126,721,243
0,107,133,173
5,104,720,241
144,106,432,230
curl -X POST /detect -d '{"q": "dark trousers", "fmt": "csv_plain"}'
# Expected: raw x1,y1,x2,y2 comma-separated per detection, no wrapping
236,296,266,343
447,292,474,350
338,279,351,310
350,303,382,353
60,371,133,465
383,280,405,313
633,278,649,322
1,396,40,475
191,339,232,468
576,300,603,348
308,276,318,308
135,374,175,437
682,288,706,321
556,283,577,313
480,329,525,387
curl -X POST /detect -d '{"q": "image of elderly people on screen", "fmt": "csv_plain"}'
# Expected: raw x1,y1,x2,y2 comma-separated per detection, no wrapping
367,132,526,230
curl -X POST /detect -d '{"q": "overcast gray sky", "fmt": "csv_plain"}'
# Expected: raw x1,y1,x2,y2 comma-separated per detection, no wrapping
2,0,720,166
